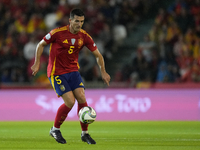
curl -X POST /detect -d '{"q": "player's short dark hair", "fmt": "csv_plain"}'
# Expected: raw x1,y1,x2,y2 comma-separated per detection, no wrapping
70,8,85,19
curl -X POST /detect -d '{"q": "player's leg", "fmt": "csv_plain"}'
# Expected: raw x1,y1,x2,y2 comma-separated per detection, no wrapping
53,91,75,129
49,74,75,144
50,91,75,144
73,87,96,144
73,87,88,132
69,71,96,144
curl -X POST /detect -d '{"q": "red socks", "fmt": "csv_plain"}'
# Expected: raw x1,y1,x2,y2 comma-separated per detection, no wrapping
54,103,71,128
78,102,88,131
54,102,88,131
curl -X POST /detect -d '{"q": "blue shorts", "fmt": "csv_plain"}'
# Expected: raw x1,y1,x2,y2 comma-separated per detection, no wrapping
48,71,84,96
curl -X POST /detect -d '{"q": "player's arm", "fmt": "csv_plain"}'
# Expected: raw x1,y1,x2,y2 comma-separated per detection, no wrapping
92,49,111,86
31,39,48,76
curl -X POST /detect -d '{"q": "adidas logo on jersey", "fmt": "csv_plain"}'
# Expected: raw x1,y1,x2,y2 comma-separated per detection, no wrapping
63,39,68,43
79,82,84,86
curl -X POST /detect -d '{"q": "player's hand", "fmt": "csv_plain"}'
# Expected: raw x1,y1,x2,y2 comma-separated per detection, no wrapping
101,72,111,86
31,63,40,76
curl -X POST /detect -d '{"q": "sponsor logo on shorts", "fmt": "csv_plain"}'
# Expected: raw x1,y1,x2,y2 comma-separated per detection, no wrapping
79,82,84,86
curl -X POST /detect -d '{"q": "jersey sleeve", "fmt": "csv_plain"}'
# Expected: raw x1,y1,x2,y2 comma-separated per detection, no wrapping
43,30,56,44
84,34,97,52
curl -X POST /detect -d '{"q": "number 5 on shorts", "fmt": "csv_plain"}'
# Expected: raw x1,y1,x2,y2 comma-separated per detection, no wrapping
55,76,62,84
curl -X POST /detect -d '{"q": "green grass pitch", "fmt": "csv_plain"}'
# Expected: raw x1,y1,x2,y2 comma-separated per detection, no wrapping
0,121,199,150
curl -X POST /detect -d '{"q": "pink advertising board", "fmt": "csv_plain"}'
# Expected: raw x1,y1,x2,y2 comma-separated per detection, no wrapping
0,89,199,121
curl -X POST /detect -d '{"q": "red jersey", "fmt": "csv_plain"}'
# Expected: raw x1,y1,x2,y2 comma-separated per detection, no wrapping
43,25,97,77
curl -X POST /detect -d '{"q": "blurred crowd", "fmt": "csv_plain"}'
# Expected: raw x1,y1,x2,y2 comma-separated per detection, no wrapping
115,0,200,87
0,0,155,84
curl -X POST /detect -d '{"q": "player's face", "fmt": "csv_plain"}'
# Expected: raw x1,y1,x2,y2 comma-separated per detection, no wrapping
69,15,84,34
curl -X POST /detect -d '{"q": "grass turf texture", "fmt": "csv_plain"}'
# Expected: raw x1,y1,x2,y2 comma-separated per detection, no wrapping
0,121,199,150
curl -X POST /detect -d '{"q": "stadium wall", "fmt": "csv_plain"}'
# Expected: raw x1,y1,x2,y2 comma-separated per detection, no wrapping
0,89,199,121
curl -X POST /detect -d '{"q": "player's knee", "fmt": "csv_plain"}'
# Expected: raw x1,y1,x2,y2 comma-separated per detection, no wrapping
64,99,75,108
77,96,86,104
73,88,86,103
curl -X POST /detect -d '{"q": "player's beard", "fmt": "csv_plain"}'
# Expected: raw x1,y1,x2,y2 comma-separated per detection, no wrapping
70,24,81,34
75,26,81,32
72,24,80,32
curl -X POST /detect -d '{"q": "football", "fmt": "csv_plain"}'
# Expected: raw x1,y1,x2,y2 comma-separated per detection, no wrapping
78,106,96,124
